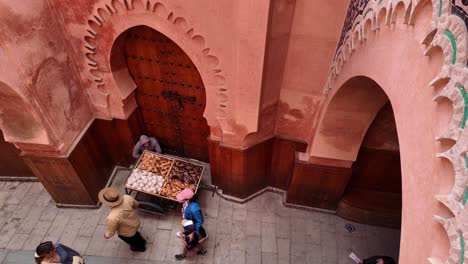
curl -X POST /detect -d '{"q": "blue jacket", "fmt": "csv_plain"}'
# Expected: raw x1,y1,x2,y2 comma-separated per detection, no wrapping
54,242,80,264
183,202,204,233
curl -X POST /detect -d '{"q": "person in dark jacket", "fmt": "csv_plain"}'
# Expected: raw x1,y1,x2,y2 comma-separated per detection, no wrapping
176,188,208,242
132,135,162,159
34,241,83,264
360,256,396,264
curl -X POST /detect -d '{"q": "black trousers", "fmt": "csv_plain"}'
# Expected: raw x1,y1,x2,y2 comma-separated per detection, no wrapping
198,226,207,238
118,231,146,250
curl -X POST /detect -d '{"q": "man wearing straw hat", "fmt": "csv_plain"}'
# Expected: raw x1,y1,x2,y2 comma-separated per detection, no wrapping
98,187,147,252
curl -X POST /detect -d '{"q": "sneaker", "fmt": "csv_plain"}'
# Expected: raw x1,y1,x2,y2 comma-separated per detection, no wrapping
175,254,186,260
197,249,208,255
199,235,208,243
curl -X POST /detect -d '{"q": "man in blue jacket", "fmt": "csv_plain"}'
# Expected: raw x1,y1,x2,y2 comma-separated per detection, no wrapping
176,188,208,242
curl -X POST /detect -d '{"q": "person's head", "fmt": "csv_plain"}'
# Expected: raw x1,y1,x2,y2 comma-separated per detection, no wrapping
378,257,396,264
182,219,195,235
98,187,123,207
176,188,194,202
35,241,55,264
189,193,199,203
140,135,151,146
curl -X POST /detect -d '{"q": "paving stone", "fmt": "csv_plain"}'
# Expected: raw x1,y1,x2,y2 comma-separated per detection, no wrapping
290,254,307,264
230,249,246,264
34,190,52,207
261,223,277,253
16,206,45,234
117,240,134,259
5,182,32,205
291,217,306,233
0,218,22,248
0,249,7,263
336,234,352,250
85,225,108,256
213,233,231,264
305,219,321,245
277,238,290,264
216,210,232,235
43,210,71,242
59,210,87,247
22,233,46,251
246,211,261,237
83,255,129,264
149,229,171,261
231,220,246,251
305,244,322,264
232,204,247,221
5,234,28,250
140,213,159,243
157,214,174,230
245,236,261,264
78,210,101,237
245,197,261,212
291,231,307,259
0,191,10,209
319,214,336,233
321,231,337,263
40,203,60,222
275,215,291,239
1,250,35,264
262,252,278,264
337,247,355,264
31,220,53,236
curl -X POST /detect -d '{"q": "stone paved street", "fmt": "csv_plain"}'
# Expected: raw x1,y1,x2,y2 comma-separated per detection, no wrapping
0,181,400,263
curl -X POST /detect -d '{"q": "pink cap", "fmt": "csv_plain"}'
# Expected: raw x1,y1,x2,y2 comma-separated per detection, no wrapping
176,188,194,201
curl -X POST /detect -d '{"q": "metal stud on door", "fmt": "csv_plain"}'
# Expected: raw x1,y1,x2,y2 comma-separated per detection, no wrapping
124,26,209,161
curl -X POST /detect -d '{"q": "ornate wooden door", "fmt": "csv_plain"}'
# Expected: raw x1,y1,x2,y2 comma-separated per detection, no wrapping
125,26,210,161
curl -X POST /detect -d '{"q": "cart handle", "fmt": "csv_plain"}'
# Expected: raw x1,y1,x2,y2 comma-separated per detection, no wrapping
198,184,218,197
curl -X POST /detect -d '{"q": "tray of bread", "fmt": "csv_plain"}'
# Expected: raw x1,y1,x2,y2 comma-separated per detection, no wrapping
125,150,204,202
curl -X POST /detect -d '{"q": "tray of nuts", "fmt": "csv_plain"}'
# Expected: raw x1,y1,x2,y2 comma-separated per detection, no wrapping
159,178,197,200
136,151,174,176
168,160,204,185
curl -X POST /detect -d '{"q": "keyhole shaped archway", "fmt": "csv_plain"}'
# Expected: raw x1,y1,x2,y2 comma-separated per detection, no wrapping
111,25,210,161
310,76,401,260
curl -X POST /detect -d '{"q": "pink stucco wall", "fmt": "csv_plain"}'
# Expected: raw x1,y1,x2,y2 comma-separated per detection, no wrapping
0,0,93,155
47,0,271,147
274,0,351,141
309,2,453,261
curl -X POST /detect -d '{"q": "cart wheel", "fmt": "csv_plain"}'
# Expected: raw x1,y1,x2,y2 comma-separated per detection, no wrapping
138,201,165,216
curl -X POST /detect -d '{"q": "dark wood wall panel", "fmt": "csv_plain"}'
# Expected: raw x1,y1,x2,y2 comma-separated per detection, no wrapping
349,147,401,193
23,156,94,205
24,110,144,206
209,137,305,198
287,155,352,210
336,147,402,227
0,130,33,178
269,137,307,190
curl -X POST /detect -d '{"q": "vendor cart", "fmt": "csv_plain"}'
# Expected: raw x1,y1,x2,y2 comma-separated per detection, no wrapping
124,150,216,215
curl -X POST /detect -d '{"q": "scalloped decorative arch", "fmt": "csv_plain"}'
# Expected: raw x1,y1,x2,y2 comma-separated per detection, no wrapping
81,0,230,136
320,0,468,263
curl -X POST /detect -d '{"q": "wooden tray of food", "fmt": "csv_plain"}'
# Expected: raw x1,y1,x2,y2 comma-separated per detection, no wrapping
125,150,204,202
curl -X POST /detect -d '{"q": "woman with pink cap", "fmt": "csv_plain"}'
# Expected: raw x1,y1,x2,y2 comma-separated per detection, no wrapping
176,188,208,243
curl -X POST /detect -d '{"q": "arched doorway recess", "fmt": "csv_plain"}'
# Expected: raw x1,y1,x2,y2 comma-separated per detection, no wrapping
337,102,402,230
120,25,210,161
